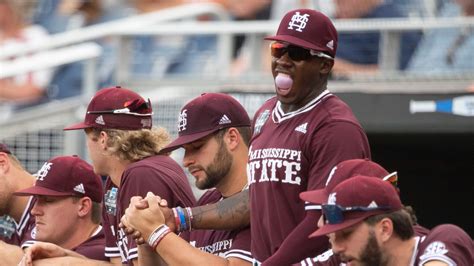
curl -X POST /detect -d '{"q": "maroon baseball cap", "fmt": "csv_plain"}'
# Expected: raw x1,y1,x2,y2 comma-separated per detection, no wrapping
64,86,153,131
0,143,11,154
265,9,338,58
300,159,395,205
14,155,103,203
161,93,251,153
305,175,403,238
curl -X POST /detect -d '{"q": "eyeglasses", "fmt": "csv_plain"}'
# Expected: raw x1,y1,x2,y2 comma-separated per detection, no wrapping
270,41,333,61
321,204,391,224
88,98,153,117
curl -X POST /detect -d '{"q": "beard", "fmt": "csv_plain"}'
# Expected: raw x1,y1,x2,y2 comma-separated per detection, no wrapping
195,142,233,190
359,230,388,266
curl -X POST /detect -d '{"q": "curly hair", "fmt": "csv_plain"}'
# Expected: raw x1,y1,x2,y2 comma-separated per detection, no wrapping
87,127,171,162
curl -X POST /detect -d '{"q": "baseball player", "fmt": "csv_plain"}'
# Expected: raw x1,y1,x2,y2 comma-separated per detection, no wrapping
14,155,108,261
297,159,430,265
63,86,196,265
125,9,370,265
0,143,36,264
122,93,252,265
302,175,473,265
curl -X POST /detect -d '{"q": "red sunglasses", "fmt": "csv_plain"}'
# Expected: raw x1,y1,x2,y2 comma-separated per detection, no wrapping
270,41,333,61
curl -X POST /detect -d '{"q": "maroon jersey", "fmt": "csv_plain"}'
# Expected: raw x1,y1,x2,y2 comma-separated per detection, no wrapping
113,155,196,264
71,225,107,261
415,224,473,265
295,223,432,266
102,179,120,259
2,197,36,247
188,189,251,262
248,92,370,262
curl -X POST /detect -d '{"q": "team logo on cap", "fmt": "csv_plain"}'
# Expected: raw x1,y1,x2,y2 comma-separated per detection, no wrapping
288,12,310,32
327,192,337,205
178,109,188,132
36,162,53,181
420,241,448,260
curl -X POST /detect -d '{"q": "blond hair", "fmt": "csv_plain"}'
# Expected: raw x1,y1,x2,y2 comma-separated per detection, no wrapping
88,127,171,162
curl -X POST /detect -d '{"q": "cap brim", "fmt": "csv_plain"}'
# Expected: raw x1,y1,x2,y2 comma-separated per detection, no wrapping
14,186,75,197
265,35,328,54
160,129,219,154
300,188,328,204
63,122,90,131
309,215,368,238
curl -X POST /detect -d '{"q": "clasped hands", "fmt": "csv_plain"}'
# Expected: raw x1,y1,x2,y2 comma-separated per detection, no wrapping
120,192,175,245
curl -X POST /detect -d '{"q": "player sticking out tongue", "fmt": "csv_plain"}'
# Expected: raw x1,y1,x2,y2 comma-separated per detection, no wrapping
275,73,293,95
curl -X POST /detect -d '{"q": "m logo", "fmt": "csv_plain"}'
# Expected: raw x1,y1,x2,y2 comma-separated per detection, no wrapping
288,12,310,32
177,109,188,132
36,162,53,181
327,192,337,205
95,115,105,125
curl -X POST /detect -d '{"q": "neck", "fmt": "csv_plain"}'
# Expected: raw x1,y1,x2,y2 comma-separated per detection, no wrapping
107,158,130,187
60,222,100,250
216,149,248,198
385,237,417,266
8,170,35,223
280,82,327,113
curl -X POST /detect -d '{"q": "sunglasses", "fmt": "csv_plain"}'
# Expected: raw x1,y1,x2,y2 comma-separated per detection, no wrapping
321,204,391,224
270,41,333,61
88,98,153,117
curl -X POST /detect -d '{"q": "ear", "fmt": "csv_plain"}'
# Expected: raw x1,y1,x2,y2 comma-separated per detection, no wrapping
0,153,12,176
377,217,394,243
225,128,240,151
320,59,334,75
99,131,108,150
76,197,93,218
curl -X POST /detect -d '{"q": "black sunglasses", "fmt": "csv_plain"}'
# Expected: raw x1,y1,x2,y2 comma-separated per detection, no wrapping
322,204,391,224
270,41,333,61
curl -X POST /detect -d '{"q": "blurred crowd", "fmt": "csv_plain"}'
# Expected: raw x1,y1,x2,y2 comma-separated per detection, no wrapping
0,0,473,120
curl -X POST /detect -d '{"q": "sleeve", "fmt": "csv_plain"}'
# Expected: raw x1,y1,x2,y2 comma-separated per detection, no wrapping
418,224,474,266
307,121,370,192
118,167,180,261
224,227,252,263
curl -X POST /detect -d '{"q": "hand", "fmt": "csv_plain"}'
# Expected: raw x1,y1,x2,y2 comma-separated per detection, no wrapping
121,192,167,241
20,242,68,266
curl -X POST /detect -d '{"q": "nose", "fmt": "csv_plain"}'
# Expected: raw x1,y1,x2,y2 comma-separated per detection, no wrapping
182,150,195,168
30,200,43,217
329,233,345,254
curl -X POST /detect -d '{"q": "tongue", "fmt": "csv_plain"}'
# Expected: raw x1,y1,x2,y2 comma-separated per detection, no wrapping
275,73,293,89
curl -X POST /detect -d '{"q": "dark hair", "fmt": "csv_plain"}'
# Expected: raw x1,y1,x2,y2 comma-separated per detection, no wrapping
364,209,414,240
215,126,252,147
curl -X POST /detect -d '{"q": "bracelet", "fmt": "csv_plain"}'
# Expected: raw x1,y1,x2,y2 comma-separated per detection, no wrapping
185,207,193,231
176,207,188,231
172,207,181,232
147,224,171,249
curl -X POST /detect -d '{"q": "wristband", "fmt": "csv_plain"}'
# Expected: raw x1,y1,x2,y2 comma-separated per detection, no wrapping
148,224,171,249
176,207,188,231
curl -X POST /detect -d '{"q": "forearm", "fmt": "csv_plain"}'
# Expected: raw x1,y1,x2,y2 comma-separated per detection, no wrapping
192,190,250,230
0,240,24,265
32,257,112,266
262,212,329,265
138,244,167,266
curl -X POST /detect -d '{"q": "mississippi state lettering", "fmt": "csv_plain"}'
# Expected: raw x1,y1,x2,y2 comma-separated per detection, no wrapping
248,145,302,185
